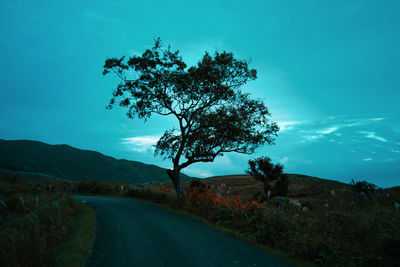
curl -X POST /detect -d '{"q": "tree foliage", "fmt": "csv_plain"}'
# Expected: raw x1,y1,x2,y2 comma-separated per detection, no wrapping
103,38,279,201
247,157,288,199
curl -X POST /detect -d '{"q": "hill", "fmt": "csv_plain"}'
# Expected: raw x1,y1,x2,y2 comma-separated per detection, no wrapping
197,174,400,214
0,139,192,183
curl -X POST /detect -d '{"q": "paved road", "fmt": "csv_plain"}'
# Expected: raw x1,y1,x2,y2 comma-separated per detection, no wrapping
74,195,293,267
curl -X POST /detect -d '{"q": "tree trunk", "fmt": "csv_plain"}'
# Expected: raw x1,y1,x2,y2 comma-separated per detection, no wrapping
167,169,185,203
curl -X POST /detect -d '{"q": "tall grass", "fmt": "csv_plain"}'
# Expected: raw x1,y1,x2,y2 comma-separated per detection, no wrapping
0,174,76,267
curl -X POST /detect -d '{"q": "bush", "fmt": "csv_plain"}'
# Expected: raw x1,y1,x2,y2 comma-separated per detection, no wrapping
189,179,207,193
273,174,289,197
252,191,265,203
76,181,120,195
351,179,378,199
126,188,175,204
247,157,289,198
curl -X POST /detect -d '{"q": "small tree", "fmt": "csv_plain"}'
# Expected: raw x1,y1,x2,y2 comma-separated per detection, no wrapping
103,38,279,202
247,157,288,201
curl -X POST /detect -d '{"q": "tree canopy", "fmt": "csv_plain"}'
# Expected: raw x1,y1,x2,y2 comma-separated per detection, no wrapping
103,38,279,201
247,157,288,200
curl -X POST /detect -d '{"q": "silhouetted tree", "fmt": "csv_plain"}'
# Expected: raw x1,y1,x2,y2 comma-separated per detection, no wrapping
103,38,279,202
247,157,288,201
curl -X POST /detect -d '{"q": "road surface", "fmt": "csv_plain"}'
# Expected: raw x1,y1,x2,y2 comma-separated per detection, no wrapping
74,195,293,267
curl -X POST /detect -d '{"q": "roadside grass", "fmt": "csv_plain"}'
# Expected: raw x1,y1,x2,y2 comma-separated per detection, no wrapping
0,192,76,267
51,200,95,267
0,173,96,267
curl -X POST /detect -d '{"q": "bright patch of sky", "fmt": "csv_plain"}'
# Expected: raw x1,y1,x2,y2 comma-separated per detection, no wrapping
0,0,399,187
121,136,159,152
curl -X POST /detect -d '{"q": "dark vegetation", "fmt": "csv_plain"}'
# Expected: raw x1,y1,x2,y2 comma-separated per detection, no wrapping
2,163,399,266
247,156,289,200
0,173,78,266
50,201,95,267
103,38,278,202
124,174,400,266
0,139,192,184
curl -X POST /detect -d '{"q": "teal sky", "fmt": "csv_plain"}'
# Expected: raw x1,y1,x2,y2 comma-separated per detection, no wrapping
1,0,399,187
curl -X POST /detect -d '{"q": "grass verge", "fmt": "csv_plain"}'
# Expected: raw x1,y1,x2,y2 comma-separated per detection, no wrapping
51,200,95,267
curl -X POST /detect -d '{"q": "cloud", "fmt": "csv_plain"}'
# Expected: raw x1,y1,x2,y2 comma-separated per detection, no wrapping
317,127,338,134
303,135,320,141
359,131,387,142
121,136,159,152
364,158,372,161
276,121,303,132
343,117,386,128
280,156,289,164
302,126,338,142
391,149,400,153
287,116,390,145
184,167,213,178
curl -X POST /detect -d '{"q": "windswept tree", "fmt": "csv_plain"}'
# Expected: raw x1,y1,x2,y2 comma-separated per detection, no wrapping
247,157,289,201
103,38,279,202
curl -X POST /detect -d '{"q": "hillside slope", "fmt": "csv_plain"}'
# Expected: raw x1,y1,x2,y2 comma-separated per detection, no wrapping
0,139,192,183
202,174,361,202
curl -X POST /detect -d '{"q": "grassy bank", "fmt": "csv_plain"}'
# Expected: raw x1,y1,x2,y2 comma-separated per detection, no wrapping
0,173,95,267
51,200,95,266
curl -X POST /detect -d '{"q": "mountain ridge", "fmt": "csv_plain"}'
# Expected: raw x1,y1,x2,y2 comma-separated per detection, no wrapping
0,139,192,183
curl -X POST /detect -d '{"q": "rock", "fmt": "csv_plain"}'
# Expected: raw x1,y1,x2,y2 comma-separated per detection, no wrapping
394,201,400,211
302,206,309,212
324,203,329,208
267,190,272,200
330,190,336,197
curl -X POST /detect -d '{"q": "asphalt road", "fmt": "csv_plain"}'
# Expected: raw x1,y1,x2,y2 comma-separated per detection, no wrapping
74,195,293,267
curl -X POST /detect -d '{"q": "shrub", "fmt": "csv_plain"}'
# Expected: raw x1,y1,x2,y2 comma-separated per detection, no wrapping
351,179,378,199
247,157,289,199
126,187,175,204
76,181,120,195
248,208,292,246
273,174,289,197
252,191,265,203
189,179,207,193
